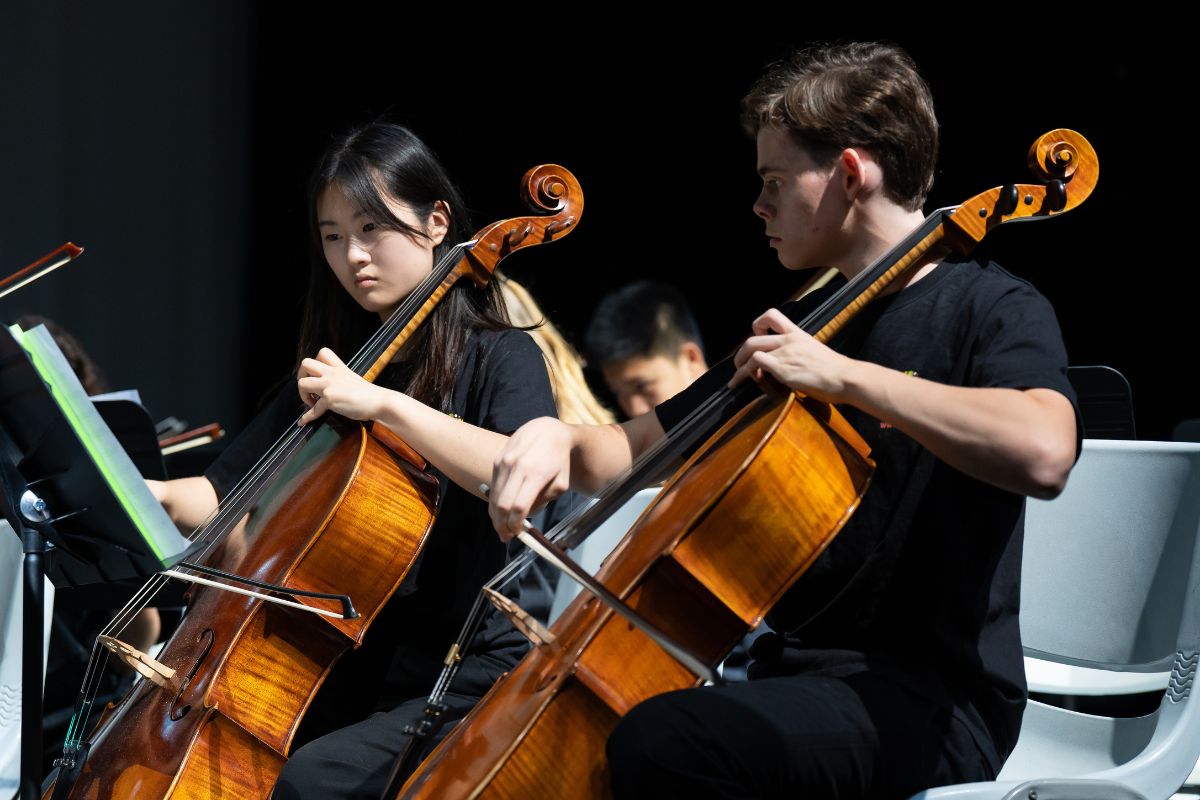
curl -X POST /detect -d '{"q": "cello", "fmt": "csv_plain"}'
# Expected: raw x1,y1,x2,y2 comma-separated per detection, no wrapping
44,165,583,799
396,130,1098,798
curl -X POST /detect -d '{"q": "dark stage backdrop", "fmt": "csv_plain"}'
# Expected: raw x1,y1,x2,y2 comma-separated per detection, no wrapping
2,8,1189,463
0,1,252,447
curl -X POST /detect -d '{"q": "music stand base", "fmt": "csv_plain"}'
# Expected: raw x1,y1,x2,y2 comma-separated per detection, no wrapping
22,528,47,800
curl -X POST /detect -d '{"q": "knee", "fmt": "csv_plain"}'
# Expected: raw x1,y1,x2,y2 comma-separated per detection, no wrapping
607,692,702,795
607,700,658,780
272,741,334,800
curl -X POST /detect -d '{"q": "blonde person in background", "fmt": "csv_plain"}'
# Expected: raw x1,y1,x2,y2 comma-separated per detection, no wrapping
497,274,615,427
496,274,615,623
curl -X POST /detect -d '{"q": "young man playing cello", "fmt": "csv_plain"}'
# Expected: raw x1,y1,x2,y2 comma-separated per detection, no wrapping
486,42,1080,797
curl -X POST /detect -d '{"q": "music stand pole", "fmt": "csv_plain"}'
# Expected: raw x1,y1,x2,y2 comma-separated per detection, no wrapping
0,323,200,793
1,424,52,800
21,526,47,800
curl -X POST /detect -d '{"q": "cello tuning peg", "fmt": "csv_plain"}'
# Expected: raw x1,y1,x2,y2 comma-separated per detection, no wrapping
996,185,1020,217
1044,179,1067,213
544,216,576,237
504,224,534,249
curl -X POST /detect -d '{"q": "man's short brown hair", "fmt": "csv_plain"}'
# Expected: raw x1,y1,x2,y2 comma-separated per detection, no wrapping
742,42,939,212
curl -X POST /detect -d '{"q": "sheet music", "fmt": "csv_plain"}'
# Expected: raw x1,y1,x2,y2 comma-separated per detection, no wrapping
8,324,190,566
89,389,143,405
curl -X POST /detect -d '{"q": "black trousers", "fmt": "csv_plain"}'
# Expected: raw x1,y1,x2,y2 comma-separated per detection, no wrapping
271,653,501,800
607,671,995,799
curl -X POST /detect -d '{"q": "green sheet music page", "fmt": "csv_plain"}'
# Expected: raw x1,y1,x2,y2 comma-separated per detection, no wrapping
8,323,190,566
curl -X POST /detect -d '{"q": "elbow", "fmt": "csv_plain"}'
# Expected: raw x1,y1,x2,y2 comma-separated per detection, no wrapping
1021,436,1076,500
1011,388,1078,500
1025,471,1069,501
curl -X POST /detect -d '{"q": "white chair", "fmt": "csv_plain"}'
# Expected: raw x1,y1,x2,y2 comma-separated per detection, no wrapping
547,488,660,624
0,521,56,796
912,439,1200,800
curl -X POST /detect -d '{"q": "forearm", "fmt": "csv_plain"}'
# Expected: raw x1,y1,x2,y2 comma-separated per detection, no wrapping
149,476,220,530
373,391,509,500
839,361,1076,498
488,412,660,537
565,421,640,494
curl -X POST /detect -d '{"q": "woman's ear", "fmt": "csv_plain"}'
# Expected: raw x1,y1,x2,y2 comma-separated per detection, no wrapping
427,200,451,246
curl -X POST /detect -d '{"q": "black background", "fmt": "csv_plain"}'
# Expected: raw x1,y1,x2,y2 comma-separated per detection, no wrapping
1,6,1187,449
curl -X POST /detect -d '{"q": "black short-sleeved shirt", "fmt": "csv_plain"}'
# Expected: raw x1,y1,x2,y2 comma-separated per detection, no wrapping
656,256,1079,772
205,328,556,697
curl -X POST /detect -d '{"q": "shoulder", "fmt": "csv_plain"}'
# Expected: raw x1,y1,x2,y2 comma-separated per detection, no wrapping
919,257,1061,339
456,326,556,430
460,327,551,391
466,327,546,369
941,257,1052,308
935,258,1073,395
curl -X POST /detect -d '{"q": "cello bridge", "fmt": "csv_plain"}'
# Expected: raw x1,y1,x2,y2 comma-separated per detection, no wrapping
98,635,177,688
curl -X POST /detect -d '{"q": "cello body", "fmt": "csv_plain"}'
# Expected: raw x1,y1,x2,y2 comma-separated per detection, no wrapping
45,162,583,799
45,117,1098,796
396,128,1097,800
401,390,873,798
59,419,436,798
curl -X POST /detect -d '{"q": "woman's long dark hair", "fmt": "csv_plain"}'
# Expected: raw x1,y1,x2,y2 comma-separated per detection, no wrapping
298,122,510,412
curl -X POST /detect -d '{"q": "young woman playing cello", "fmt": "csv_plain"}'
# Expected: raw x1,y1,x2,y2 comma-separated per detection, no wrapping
150,121,559,799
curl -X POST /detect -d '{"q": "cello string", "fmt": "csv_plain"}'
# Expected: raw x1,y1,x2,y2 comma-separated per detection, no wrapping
186,240,472,550
69,188,585,760
423,212,953,706
178,241,472,555
69,242,477,744
160,238,470,572
424,371,751,705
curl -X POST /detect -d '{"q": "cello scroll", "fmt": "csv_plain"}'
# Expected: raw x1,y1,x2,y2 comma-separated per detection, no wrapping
945,128,1097,247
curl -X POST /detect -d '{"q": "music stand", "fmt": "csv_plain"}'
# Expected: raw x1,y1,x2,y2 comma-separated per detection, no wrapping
93,399,167,482
0,323,191,800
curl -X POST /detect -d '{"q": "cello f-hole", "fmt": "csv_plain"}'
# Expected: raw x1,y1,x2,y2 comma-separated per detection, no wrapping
169,628,215,721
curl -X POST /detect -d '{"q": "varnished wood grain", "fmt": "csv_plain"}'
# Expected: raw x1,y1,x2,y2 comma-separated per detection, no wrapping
55,421,437,799
399,394,873,798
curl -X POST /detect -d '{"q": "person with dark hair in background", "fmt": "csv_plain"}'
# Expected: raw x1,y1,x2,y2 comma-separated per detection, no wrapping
15,316,112,398
148,122,559,799
495,273,615,621
582,282,768,680
584,281,708,419
486,42,1080,798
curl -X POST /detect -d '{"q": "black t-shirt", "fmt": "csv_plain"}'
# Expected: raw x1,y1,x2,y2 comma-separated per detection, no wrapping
205,327,556,698
656,256,1079,772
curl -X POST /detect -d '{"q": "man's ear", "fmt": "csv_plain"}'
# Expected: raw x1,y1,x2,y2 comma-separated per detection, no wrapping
679,341,708,377
839,148,883,203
